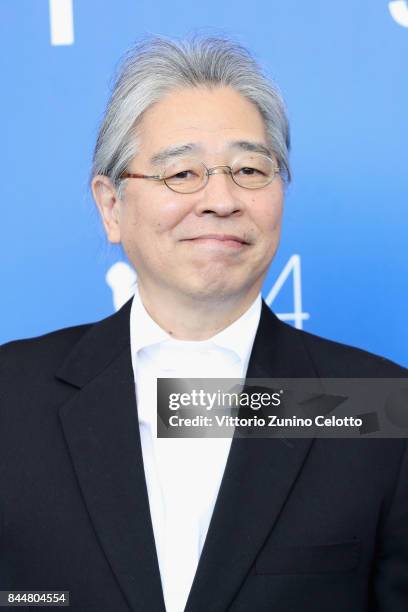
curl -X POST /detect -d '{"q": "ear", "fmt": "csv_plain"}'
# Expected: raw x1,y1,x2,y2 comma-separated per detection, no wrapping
91,175,122,243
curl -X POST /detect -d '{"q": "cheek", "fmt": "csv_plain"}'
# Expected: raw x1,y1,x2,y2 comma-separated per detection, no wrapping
155,198,192,233
119,209,191,268
139,198,191,236
254,199,283,236
271,208,283,232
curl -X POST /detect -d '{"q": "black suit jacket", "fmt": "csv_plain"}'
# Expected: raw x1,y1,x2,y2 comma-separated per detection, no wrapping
1,299,407,612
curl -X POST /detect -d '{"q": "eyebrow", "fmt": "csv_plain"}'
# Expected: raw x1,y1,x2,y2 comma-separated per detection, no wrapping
150,143,202,166
230,140,273,157
149,140,273,166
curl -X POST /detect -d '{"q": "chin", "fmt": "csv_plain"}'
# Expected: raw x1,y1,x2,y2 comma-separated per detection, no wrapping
181,275,249,301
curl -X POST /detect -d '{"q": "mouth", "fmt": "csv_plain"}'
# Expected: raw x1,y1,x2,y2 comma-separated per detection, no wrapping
182,234,250,249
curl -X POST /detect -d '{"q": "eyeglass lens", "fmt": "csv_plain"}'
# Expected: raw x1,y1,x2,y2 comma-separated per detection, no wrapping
163,154,277,193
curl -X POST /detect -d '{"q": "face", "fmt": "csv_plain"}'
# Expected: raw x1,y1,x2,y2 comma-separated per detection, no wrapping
93,86,284,305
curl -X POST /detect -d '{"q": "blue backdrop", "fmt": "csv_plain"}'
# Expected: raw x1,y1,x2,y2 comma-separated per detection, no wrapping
1,0,407,366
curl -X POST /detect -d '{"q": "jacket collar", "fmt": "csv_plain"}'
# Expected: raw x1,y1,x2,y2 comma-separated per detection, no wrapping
55,297,133,388
56,297,317,388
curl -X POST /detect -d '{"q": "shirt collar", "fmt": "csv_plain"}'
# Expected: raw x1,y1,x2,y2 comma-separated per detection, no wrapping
209,294,261,364
131,287,172,354
130,284,262,365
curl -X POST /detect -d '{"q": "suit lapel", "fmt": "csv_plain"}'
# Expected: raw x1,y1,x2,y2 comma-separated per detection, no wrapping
185,302,318,612
56,300,166,612
55,298,319,612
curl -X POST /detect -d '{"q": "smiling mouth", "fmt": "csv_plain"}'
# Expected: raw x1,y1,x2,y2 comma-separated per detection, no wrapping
183,234,250,248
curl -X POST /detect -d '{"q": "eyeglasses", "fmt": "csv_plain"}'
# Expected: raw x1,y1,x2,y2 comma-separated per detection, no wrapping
119,153,280,194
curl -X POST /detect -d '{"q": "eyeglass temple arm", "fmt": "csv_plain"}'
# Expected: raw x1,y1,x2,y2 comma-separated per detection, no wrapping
120,171,162,180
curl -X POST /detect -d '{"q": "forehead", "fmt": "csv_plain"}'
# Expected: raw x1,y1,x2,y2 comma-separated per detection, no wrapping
136,85,268,159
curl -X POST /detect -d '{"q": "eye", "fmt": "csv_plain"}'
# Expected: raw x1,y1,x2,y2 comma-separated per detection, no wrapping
171,170,194,180
165,168,200,183
236,166,264,176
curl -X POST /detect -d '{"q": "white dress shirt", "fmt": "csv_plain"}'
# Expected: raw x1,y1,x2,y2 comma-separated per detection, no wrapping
130,287,261,612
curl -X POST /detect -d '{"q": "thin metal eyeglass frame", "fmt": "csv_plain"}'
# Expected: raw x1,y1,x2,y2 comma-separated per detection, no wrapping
119,157,280,194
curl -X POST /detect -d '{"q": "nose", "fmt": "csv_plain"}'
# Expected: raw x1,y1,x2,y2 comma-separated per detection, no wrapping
193,168,243,217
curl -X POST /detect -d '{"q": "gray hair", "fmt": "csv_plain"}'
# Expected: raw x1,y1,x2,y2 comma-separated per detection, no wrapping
91,35,291,196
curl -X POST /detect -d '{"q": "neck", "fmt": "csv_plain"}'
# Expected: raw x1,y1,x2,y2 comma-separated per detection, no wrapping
137,282,261,341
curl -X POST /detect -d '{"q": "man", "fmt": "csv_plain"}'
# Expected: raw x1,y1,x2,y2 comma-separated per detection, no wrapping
0,36,407,612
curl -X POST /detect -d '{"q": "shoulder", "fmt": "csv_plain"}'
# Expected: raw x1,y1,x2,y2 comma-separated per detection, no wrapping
259,302,407,377
293,325,407,377
0,323,93,381
0,298,133,386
